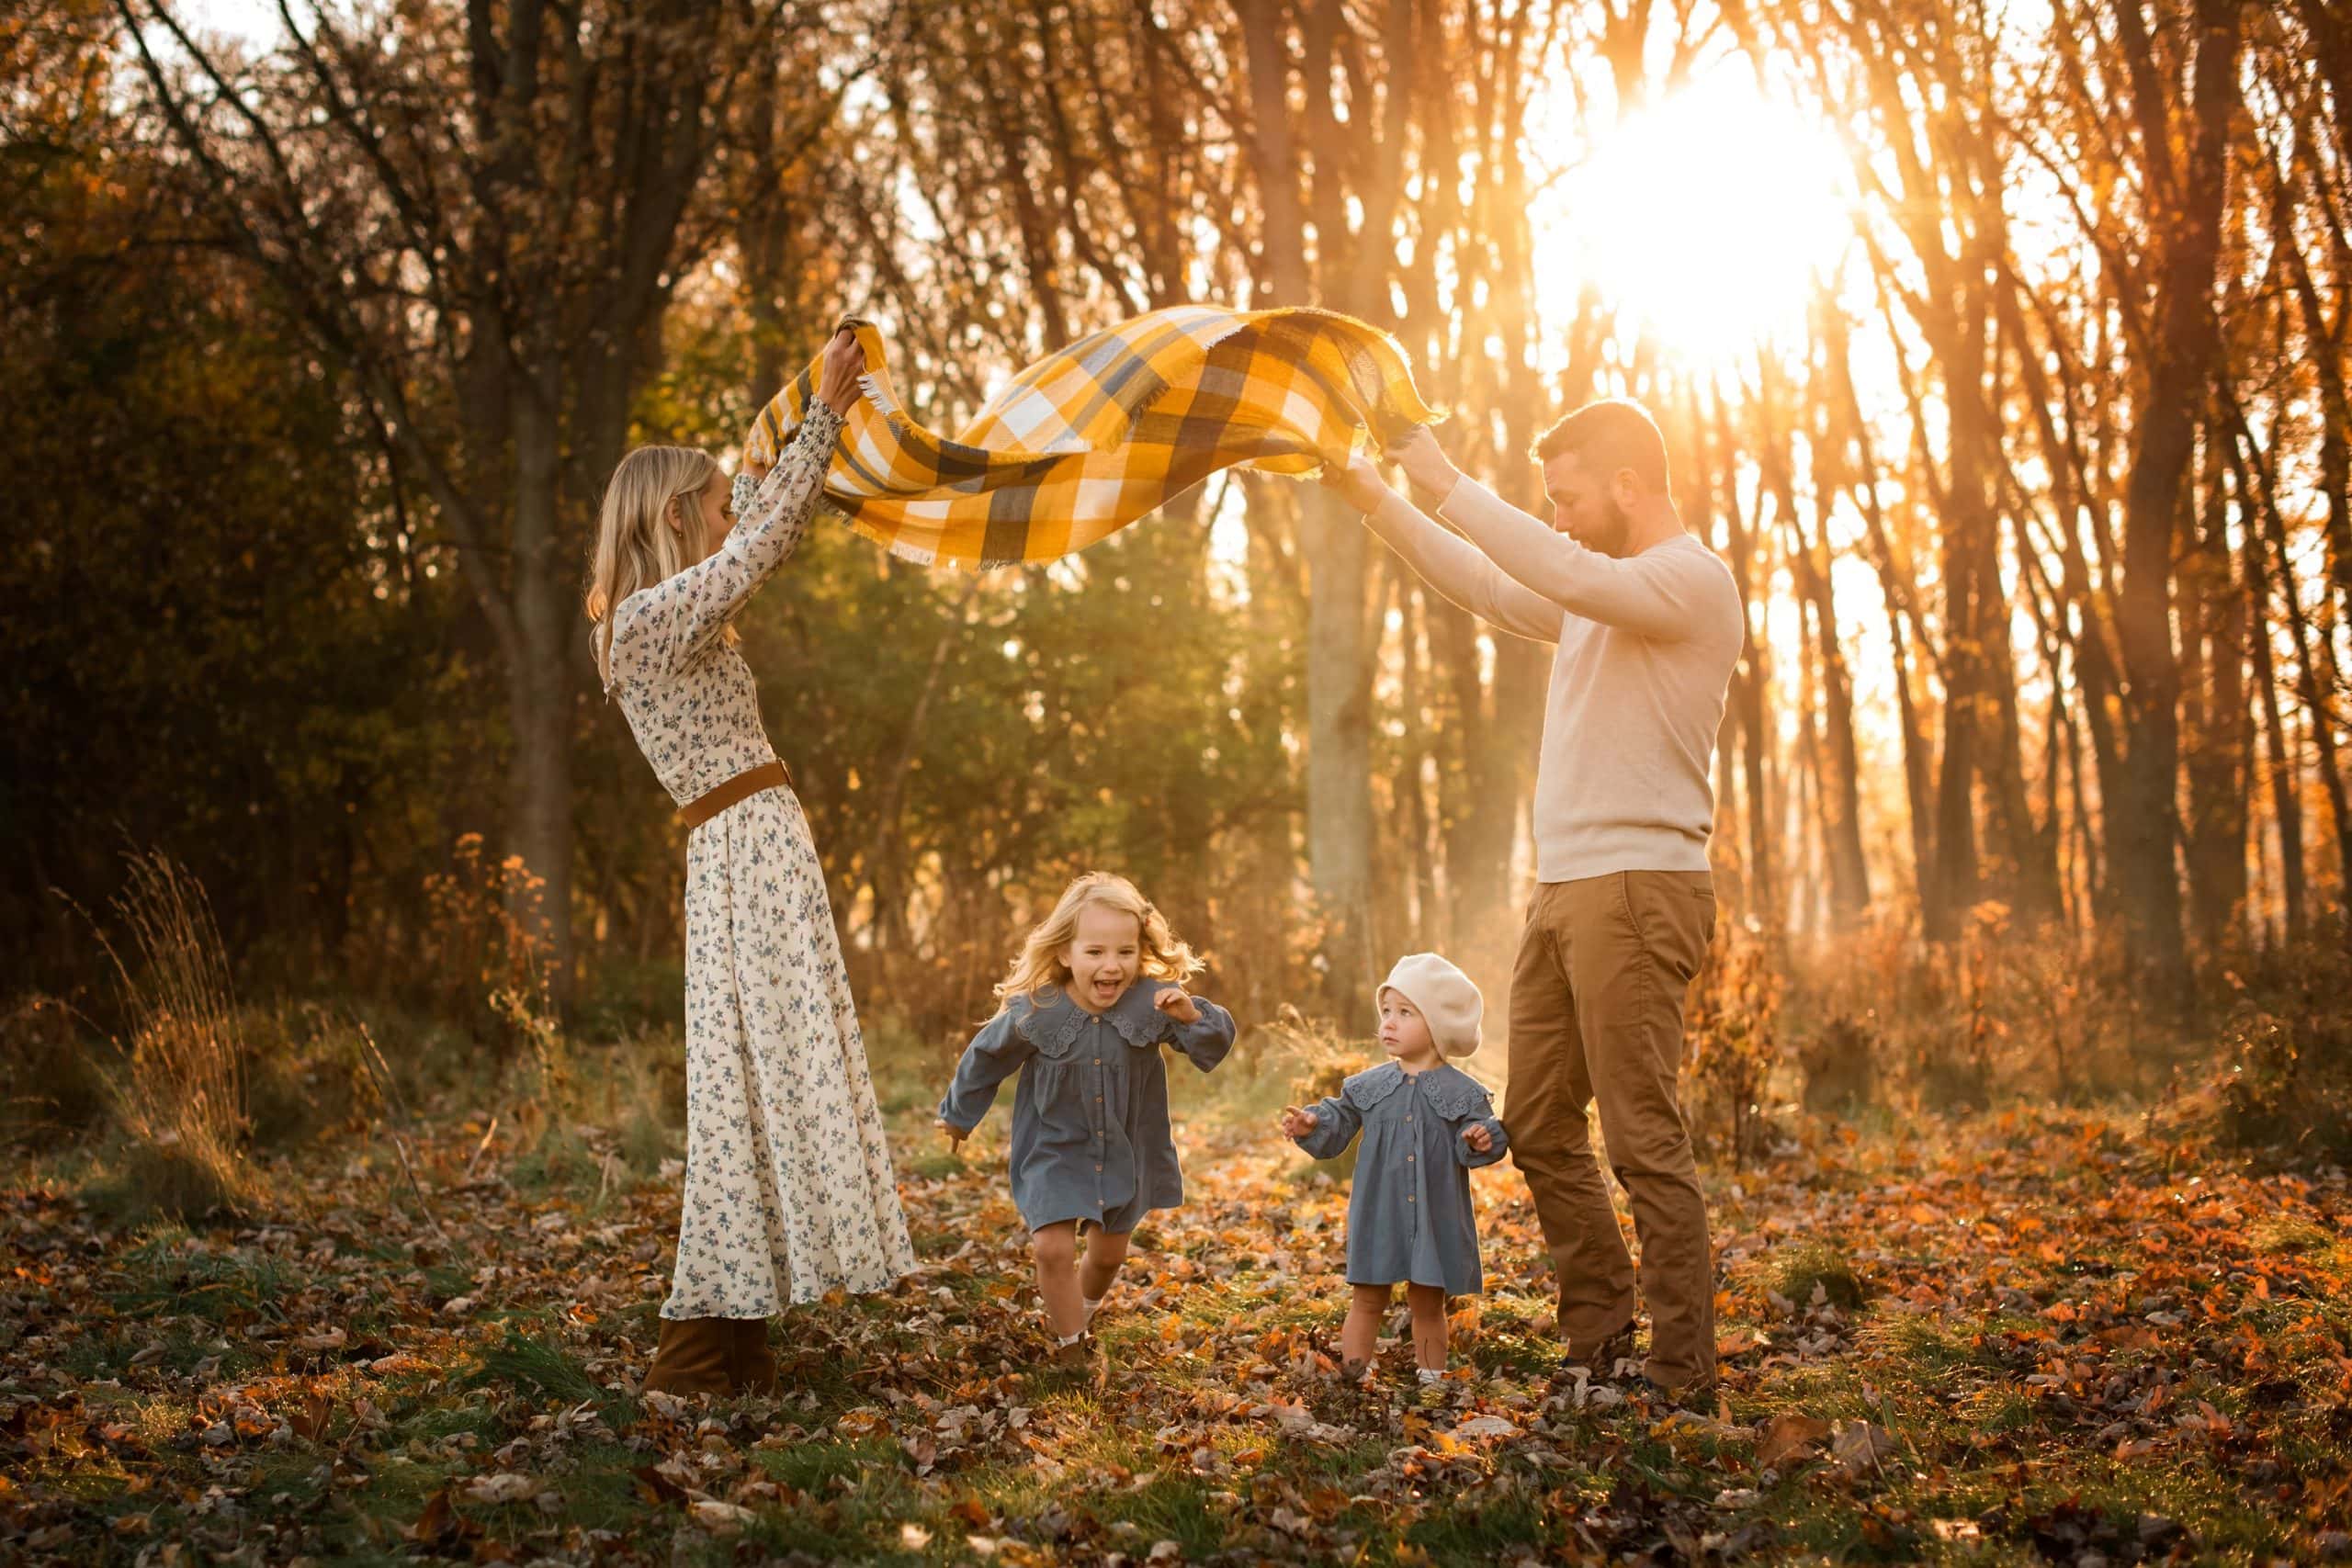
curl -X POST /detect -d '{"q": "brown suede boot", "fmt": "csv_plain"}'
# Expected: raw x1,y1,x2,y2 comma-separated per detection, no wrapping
641,1316,732,1397
731,1319,778,1397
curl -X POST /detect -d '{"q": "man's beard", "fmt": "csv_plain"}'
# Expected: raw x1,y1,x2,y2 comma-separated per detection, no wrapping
1576,498,1634,558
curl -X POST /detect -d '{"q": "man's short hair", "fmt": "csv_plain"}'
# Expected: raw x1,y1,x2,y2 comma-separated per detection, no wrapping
1531,398,1671,495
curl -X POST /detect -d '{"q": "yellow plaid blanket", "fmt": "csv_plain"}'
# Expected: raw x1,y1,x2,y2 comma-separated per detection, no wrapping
741,305,1440,568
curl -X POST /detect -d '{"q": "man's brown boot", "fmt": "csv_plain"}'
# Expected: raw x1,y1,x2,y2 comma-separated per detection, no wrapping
1558,1321,1641,1382
732,1319,779,1397
641,1316,732,1397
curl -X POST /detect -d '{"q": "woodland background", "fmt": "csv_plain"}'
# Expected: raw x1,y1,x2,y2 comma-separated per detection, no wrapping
11,0,2352,1104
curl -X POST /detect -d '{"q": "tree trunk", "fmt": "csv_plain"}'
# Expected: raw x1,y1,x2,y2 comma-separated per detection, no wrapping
2242,481,2307,942
2234,424,2352,922
1999,274,2129,926
2293,0,2352,175
1394,576,1441,949
1931,288,2003,933
1236,1,1311,306
2109,0,2240,987
2275,158,2352,639
2181,464,2248,953
1826,315,1939,917
1777,391,1871,927
1302,483,1377,1026
1234,0,1423,1027
1700,388,1773,920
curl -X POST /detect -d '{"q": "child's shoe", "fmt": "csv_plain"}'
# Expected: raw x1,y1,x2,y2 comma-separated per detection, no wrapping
1048,1330,1107,1387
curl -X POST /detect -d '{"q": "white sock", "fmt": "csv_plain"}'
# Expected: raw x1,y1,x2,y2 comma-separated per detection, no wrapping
1055,1329,1085,1347
1082,1294,1103,1324
1417,1367,1444,1385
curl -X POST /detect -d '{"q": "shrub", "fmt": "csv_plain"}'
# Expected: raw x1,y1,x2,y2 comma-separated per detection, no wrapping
1778,904,2165,1118
94,1130,254,1226
415,832,562,1069
1796,1010,1879,1114
572,955,685,1042
565,1028,685,1184
0,994,109,1140
243,1002,380,1150
2216,1007,2352,1161
1686,928,1785,1166
2212,921,2352,1163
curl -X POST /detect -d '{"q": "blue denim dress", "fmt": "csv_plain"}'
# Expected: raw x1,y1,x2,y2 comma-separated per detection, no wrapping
939,978,1236,1234
1291,1061,1509,1295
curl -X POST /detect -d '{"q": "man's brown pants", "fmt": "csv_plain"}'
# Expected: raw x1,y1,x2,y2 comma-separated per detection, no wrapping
1504,870,1717,1392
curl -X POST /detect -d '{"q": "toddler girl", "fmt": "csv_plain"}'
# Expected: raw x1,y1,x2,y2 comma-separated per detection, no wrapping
1281,953,1508,1389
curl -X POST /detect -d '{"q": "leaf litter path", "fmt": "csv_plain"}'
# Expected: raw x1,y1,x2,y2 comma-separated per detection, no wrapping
3,1105,2347,1563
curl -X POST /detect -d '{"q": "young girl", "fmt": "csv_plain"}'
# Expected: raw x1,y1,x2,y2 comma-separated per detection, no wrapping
585,328,917,1397
1280,953,1509,1390
937,874,1236,1362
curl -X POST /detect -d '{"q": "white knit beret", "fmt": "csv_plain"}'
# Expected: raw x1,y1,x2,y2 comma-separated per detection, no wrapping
1377,952,1484,1059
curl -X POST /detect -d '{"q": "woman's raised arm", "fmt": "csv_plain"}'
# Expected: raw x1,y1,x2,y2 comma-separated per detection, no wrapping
608,332,865,682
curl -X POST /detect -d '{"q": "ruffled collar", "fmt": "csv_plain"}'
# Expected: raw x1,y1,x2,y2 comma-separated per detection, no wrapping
1342,1059,1487,1112
1014,977,1170,1054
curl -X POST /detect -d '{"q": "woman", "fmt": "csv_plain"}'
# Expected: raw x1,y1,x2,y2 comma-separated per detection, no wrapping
583,329,917,1395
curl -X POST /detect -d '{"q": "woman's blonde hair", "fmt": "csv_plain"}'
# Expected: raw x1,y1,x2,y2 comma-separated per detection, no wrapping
994,872,1204,1008
583,444,726,686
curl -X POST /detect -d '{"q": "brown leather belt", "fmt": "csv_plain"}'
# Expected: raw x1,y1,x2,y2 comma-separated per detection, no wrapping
678,760,794,829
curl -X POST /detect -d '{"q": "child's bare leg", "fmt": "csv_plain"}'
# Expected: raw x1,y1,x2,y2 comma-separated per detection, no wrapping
1032,1223,1083,1338
1078,1228,1131,1303
1340,1284,1390,1371
1407,1284,1450,1371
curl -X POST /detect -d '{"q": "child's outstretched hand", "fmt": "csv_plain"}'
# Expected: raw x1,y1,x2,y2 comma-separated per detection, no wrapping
935,1117,968,1150
1461,1122,1494,1154
1279,1105,1318,1139
1153,987,1202,1024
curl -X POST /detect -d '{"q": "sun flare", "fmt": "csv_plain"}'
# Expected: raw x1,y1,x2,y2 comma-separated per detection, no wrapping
1529,69,1858,365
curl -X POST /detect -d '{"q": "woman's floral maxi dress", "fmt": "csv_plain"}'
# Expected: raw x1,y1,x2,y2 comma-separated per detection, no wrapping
605,402,918,1316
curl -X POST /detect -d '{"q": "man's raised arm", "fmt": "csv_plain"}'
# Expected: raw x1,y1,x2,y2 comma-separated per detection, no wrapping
1326,457,1560,644
1382,427,1715,642
1432,475,1710,641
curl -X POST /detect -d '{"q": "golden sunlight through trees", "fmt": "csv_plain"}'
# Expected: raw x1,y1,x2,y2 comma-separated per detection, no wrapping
1531,64,1857,365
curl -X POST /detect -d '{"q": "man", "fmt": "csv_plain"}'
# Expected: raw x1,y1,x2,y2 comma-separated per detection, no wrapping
1322,400,1742,1399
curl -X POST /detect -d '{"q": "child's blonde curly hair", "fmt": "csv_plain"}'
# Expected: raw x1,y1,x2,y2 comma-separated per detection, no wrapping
994,872,1204,1008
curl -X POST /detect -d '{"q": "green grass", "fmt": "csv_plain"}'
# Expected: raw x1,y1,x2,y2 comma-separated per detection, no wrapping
754,1435,900,1493
104,1234,307,1325
465,1325,609,1408
508,1123,600,1199
903,1150,967,1180
619,1097,680,1180
1765,1238,1867,1310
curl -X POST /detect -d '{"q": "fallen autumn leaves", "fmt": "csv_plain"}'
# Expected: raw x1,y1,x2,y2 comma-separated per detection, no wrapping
3,1098,2347,1563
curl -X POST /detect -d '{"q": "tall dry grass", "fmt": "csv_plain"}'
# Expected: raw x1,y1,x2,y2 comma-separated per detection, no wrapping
83,850,257,1218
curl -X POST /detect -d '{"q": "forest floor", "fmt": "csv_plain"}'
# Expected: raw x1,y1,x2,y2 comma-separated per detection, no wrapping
3,1032,2349,1566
